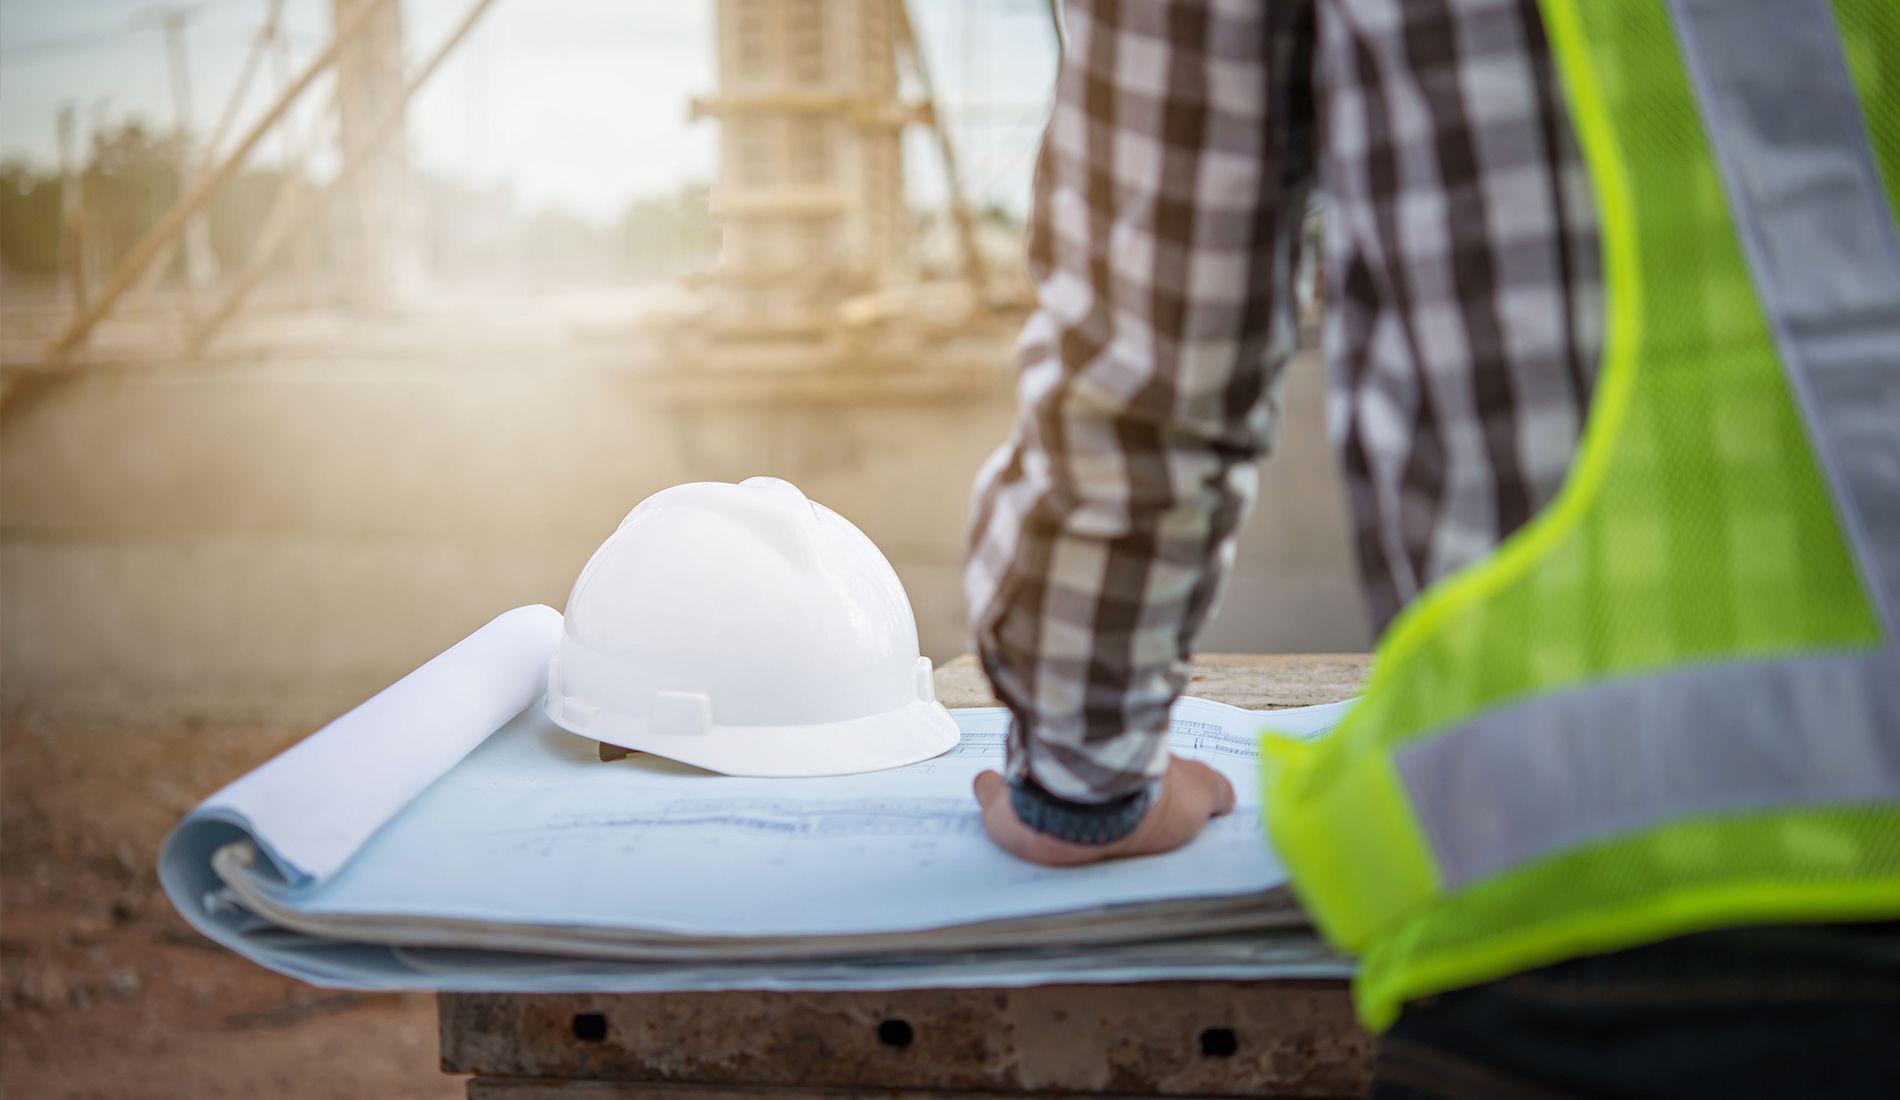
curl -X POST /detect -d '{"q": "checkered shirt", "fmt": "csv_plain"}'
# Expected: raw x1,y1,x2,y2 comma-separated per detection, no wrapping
965,0,1603,803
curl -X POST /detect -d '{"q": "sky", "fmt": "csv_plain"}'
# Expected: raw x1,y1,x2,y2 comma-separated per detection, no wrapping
0,0,1059,222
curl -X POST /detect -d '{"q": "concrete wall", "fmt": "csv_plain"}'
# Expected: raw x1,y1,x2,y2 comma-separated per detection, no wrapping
1,351,1367,727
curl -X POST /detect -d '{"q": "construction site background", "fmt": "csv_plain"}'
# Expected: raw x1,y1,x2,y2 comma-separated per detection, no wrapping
0,2,1366,1095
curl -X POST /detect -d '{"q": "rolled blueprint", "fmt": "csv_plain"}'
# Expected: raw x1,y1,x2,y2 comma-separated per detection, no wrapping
160,604,562,890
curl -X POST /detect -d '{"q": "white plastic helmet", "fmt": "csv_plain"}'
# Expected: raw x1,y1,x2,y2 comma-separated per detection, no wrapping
545,476,959,776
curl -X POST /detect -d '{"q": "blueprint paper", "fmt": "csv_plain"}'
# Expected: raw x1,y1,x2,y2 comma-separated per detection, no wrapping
380,934,1355,989
158,605,563,888
222,696,1346,941
159,602,1353,991
139,922,1351,993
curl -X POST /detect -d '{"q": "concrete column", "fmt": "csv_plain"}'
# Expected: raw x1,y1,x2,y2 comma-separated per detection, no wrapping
330,0,424,306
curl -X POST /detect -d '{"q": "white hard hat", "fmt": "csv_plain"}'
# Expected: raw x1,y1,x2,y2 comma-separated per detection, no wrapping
545,476,959,776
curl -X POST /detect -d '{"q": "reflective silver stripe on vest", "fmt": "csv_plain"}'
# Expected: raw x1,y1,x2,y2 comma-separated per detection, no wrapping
1395,650,1900,890
1672,0,1900,633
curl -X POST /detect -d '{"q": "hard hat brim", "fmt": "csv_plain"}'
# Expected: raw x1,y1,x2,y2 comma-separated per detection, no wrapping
547,694,961,778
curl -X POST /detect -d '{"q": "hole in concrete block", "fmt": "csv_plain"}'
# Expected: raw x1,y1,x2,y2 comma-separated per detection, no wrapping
877,1018,914,1048
572,1012,608,1043
1200,1027,1238,1057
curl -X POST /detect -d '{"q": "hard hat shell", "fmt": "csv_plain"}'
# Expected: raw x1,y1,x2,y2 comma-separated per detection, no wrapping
545,477,959,776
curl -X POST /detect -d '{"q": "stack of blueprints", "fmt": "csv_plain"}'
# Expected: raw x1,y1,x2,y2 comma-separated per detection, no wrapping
159,606,1354,993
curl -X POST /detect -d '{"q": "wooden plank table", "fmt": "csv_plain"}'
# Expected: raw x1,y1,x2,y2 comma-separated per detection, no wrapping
438,654,1372,1099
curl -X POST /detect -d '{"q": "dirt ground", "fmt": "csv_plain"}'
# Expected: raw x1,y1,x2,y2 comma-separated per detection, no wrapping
1,722,463,1099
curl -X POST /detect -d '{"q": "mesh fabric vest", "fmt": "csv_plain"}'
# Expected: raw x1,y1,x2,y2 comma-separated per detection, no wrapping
1262,0,1900,1031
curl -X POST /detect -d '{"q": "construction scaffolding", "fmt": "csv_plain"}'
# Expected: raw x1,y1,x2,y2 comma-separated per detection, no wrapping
31,0,490,371
694,0,911,326
13,0,1032,403
654,0,1019,388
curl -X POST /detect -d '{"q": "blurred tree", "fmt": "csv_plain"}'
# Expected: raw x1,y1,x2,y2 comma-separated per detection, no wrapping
0,162,64,275
82,123,187,277
1,122,322,284
615,183,720,279
3,123,727,289
516,205,610,277
207,167,308,271
421,175,516,276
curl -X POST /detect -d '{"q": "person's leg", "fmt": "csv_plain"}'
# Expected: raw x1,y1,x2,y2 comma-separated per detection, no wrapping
1369,922,1900,1099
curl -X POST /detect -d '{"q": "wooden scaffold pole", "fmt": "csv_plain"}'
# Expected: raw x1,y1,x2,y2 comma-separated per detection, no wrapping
891,0,989,301
124,0,293,317
186,0,500,355
39,0,398,364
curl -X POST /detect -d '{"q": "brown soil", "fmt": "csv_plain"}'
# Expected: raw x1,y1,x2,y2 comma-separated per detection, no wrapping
1,723,462,1099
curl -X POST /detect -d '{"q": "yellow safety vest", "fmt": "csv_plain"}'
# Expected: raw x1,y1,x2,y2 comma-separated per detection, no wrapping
1262,0,1900,1031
